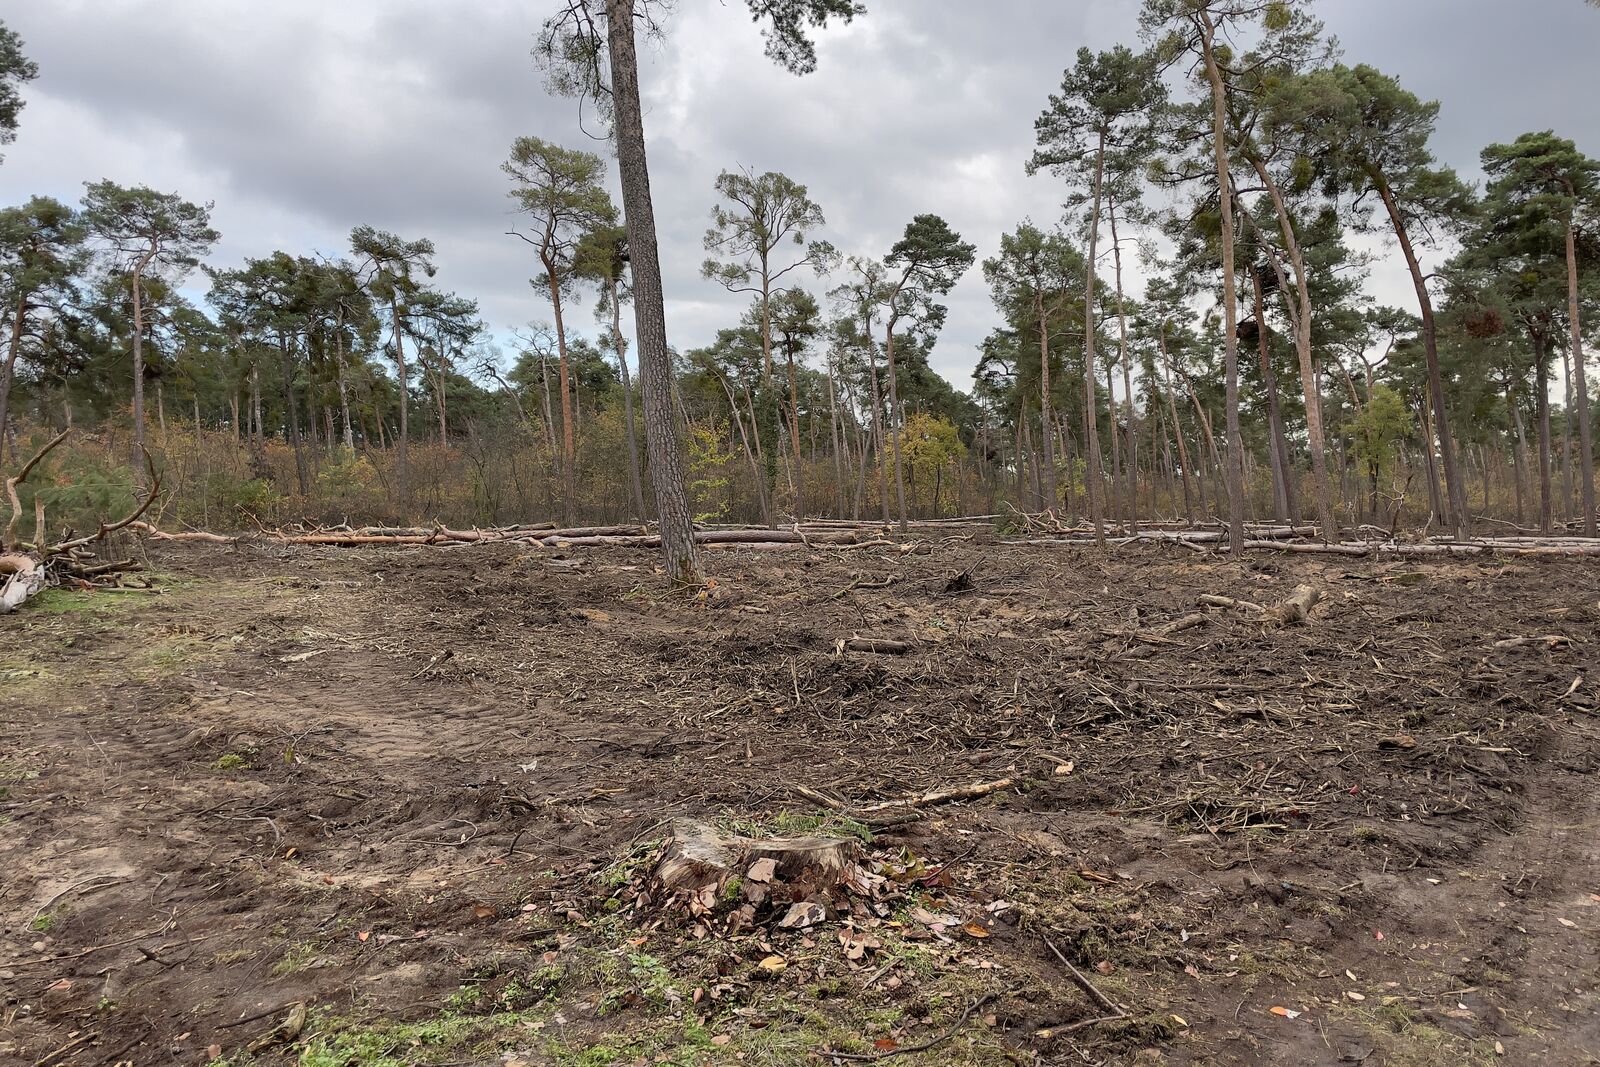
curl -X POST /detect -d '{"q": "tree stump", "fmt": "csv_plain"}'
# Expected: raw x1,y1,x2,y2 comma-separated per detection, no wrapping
642,819,873,929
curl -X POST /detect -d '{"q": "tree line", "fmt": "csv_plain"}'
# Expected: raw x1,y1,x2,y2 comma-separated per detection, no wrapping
1,1,1596,582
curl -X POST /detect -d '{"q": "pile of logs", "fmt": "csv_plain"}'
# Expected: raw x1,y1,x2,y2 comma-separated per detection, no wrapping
2,430,156,613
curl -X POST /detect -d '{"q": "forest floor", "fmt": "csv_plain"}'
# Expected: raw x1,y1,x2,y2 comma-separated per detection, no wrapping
3,537,1599,1067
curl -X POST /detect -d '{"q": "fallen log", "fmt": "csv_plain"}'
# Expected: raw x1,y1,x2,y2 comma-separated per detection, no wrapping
0,553,45,613
841,636,913,654
1270,584,1322,625
793,777,1015,825
1198,593,1266,614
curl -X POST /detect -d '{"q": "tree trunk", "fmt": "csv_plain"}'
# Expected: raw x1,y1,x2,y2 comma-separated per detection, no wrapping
0,295,27,461
1110,204,1139,531
1081,131,1108,543
1035,291,1059,513
128,254,157,470
1251,269,1293,524
336,327,355,451
390,296,409,499
278,334,309,494
1158,327,1196,526
606,2,700,580
784,345,806,520
1508,382,1528,525
864,326,891,526
1418,395,1442,528
883,319,909,533
544,261,578,524
1374,175,1468,537
826,361,846,517
608,280,648,520
1535,332,1554,535
1565,200,1597,535
1199,11,1244,553
1250,156,1335,540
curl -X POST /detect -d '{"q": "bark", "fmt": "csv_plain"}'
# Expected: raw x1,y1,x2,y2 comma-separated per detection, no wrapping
863,322,891,526
883,318,909,533
278,334,309,495
1251,269,1294,524
1508,382,1528,525
1109,204,1138,531
1249,156,1336,539
1199,10,1245,554
129,251,156,467
1564,211,1595,535
389,295,409,498
1373,175,1468,537
605,0,702,584
545,260,577,523
335,325,354,451
1081,130,1108,544
1035,289,1059,512
1561,345,1575,520
826,362,846,517
1535,331,1554,534
0,295,27,459
608,279,648,520
783,343,806,520
1157,327,1196,525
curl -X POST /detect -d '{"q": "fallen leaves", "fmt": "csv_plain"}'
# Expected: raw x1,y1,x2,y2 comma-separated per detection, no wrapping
1269,1005,1302,1019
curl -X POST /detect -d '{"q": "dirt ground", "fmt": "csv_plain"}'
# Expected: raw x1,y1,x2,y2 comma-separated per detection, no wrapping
3,536,1599,1067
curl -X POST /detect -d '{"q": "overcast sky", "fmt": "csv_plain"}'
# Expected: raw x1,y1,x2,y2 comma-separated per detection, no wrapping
2,1,1595,390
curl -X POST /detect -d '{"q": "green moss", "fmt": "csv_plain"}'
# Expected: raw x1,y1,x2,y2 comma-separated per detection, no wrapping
30,912,56,932
215,753,251,771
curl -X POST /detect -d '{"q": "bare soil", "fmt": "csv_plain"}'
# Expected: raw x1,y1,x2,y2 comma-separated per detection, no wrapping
3,538,1598,1067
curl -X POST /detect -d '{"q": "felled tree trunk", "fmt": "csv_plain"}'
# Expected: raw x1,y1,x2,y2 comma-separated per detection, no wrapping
0,553,45,613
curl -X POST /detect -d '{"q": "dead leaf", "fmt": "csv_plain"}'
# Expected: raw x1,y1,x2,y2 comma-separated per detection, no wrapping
1345,991,1366,1002
777,901,826,929
1184,964,1200,979
207,1045,222,1059
961,922,990,939
710,1034,732,1046
471,904,496,920
1269,1006,1301,1019
1558,917,1577,928
873,1039,898,1051
357,930,370,942
573,607,610,623
1378,734,1417,750
1095,960,1114,975
47,978,71,992
1170,1014,1189,1028
1054,761,1075,775
758,954,787,974
909,905,959,929
746,858,777,884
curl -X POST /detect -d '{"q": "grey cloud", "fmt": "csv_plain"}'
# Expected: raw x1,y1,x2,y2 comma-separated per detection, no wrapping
1,0,1595,389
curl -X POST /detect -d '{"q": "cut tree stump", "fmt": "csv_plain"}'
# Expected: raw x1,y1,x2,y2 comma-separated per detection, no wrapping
641,819,875,929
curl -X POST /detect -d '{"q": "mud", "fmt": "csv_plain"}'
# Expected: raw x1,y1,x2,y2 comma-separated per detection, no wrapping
2,539,1597,1066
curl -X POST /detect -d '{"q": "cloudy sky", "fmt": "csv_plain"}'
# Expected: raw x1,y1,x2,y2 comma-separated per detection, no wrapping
2,0,1595,389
